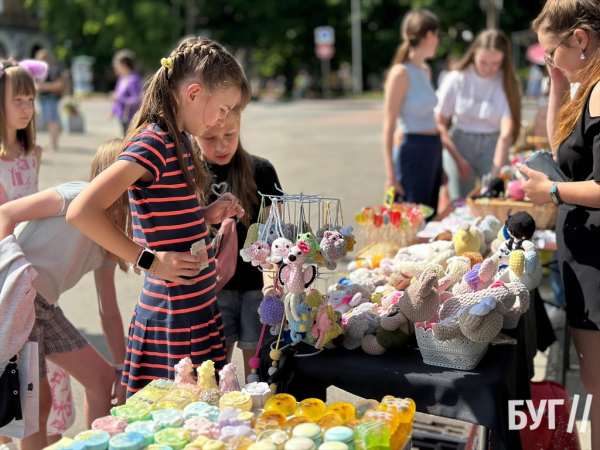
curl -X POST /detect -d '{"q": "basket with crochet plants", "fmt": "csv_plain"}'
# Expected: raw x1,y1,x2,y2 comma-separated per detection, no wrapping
335,209,540,371
354,187,434,264
44,356,415,450
466,159,558,229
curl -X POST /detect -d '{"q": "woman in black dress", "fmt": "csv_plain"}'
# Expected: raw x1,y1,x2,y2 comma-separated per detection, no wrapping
521,1,600,447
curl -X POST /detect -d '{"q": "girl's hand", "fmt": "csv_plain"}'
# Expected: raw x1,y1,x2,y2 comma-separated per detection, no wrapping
203,192,244,224
517,164,553,205
456,156,473,181
385,177,405,198
547,64,569,90
153,251,203,285
111,373,127,406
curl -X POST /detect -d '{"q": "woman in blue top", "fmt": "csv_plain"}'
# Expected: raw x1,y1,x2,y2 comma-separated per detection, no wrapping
382,9,444,215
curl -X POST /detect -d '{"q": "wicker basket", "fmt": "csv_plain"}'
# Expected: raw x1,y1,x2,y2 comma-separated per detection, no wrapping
466,189,558,230
415,327,489,371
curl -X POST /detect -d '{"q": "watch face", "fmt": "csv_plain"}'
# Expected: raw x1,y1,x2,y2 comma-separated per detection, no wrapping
138,250,155,270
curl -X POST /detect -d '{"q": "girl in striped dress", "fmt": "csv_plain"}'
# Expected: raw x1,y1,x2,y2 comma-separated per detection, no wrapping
67,37,251,395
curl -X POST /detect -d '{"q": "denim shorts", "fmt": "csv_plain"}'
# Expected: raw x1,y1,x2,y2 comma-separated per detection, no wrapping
216,289,264,350
40,98,60,123
450,128,501,198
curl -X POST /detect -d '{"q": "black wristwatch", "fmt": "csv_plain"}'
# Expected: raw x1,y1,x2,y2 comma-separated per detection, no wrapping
550,182,563,206
136,248,156,271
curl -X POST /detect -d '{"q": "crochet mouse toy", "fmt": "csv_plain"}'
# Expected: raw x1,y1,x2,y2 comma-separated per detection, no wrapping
278,241,317,322
320,230,348,270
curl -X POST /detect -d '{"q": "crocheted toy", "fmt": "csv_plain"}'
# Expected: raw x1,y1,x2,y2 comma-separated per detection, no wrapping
451,256,499,296
267,238,293,264
320,230,348,270
396,268,441,323
174,357,196,384
259,223,279,246
440,280,529,320
394,241,455,277
371,286,395,306
288,301,314,342
343,311,381,350
258,293,285,326
219,363,241,393
477,215,503,256
505,211,536,242
458,296,507,343
497,240,542,291
311,304,343,349
339,226,356,252
197,360,218,390
452,223,481,256
445,256,472,289
461,252,484,267
305,289,325,309
240,240,271,269
243,223,260,249
297,232,320,259
278,242,317,322
360,309,412,355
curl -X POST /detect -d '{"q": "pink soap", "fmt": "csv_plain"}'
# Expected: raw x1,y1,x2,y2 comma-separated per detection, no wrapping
91,415,128,437
183,417,221,440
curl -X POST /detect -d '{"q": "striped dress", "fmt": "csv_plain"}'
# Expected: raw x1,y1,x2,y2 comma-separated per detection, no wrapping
118,123,226,395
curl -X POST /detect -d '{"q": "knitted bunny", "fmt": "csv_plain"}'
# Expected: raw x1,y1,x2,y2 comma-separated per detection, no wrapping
445,256,472,289
440,280,529,320
267,237,293,264
396,268,441,323
477,215,503,255
320,230,348,270
458,296,507,343
451,255,499,296
452,223,481,256
311,304,343,349
278,241,317,322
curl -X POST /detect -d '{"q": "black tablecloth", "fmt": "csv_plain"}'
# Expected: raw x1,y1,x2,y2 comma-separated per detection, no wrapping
259,290,555,450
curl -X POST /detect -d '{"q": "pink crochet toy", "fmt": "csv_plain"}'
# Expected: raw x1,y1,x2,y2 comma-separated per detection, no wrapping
240,240,271,269
319,230,347,270
278,241,317,322
174,357,196,384
311,304,343,349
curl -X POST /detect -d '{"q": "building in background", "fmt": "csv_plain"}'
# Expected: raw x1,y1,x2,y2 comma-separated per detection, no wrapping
0,0,52,59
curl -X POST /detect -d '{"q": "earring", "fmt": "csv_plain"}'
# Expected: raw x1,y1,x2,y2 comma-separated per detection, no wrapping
581,52,586,60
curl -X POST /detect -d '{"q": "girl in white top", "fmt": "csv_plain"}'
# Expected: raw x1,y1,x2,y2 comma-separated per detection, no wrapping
0,140,130,450
435,29,522,199
0,59,44,203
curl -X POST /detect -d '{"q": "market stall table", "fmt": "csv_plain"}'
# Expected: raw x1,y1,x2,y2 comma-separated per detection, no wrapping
260,297,554,450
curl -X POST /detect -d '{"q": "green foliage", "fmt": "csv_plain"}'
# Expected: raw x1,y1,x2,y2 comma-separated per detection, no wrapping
26,0,546,88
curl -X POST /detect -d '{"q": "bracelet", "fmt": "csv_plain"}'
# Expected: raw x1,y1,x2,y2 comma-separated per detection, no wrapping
150,254,158,277
115,369,123,376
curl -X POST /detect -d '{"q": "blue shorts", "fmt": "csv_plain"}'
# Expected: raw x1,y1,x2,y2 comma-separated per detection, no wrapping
217,289,264,350
40,98,60,123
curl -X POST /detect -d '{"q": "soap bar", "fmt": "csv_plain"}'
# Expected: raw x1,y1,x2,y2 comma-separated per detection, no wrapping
237,411,256,428
183,417,220,440
294,399,326,422
199,388,221,407
154,428,191,450
107,431,145,450
219,425,255,443
125,420,161,447
218,407,244,427
256,430,290,450
145,445,174,450
184,402,220,422
111,403,152,423
247,443,277,450
219,391,253,412
127,379,173,407
74,430,111,450
242,382,272,409
43,437,76,450
264,394,296,416
155,383,202,410
282,417,312,437
152,408,188,428
91,416,128,437
324,403,355,423
283,437,315,450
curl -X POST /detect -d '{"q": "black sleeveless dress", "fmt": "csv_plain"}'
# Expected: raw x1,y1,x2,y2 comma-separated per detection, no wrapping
555,84,600,330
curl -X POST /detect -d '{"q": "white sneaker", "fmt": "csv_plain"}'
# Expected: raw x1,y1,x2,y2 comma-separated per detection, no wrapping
545,303,566,330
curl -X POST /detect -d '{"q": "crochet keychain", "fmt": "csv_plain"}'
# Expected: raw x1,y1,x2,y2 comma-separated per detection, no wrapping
319,202,348,270
240,199,276,269
242,195,266,249
266,201,293,264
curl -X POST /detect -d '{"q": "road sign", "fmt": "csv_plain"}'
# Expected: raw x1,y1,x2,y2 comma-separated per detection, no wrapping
314,26,335,45
315,43,335,60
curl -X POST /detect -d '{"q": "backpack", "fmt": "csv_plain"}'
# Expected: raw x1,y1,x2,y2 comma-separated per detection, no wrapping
212,218,238,293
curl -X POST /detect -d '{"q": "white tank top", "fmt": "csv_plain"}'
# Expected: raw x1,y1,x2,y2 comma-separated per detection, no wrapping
0,148,38,203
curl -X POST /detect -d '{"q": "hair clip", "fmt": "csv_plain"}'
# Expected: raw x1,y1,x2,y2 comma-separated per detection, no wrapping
160,57,173,70
18,60,48,81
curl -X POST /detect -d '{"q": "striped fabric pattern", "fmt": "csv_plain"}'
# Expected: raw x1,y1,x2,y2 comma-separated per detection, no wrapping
118,124,226,395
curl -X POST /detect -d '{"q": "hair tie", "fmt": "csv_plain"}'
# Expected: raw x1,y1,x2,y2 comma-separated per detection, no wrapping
18,60,48,80
160,57,173,70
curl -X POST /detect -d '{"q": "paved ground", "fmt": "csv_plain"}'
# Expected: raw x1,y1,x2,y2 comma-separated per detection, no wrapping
32,96,591,448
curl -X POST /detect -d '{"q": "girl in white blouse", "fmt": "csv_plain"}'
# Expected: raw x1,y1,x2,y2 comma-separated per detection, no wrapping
435,29,522,198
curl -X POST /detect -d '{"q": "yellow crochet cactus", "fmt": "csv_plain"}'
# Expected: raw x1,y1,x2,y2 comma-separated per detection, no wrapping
509,251,526,277
452,223,481,256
